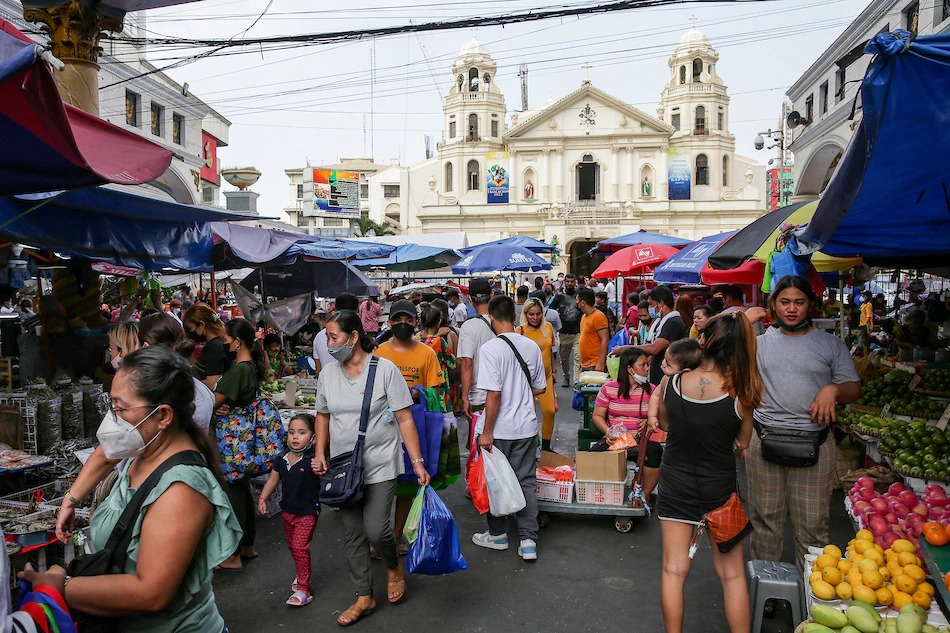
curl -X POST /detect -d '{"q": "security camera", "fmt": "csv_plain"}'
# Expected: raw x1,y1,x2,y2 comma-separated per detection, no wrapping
754,135,765,150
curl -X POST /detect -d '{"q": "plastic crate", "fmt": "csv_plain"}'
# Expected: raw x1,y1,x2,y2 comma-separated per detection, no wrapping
536,478,574,504
250,475,282,518
575,479,625,506
0,482,62,511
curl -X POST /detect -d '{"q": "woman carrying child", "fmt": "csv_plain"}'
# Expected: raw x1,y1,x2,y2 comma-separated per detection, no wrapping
258,413,320,608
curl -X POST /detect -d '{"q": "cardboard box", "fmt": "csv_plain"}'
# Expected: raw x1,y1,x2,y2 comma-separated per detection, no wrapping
539,450,574,470
574,450,626,482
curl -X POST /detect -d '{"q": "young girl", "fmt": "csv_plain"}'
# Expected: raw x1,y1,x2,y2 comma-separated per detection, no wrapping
258,413,320,607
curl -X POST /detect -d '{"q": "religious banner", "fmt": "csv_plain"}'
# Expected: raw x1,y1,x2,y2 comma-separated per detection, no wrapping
486,152,509,203
668,147,691,200
304,168,360,216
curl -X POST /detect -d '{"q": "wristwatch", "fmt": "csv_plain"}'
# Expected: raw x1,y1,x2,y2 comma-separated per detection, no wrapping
411,457,424,465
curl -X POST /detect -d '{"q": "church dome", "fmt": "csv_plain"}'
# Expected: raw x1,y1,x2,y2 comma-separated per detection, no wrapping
676,27,709,51
459,37,489,58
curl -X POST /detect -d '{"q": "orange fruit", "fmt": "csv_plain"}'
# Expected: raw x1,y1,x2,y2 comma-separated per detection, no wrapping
912,590,932,610
944,570,950,587
892,590,914,609
925,526,950,546
875,586,893,607
923,521,943,533
918,581,935,597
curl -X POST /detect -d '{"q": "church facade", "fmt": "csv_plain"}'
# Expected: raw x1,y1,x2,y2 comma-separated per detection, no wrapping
367,28,767,276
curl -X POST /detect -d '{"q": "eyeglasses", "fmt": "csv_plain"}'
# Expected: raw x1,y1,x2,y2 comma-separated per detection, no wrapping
106,397,158,416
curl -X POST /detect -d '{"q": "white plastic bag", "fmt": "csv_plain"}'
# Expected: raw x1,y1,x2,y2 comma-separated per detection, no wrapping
480,445,527,517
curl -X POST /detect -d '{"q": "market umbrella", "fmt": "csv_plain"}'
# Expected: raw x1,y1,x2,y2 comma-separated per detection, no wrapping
0,19,172,195
700,259,827,294
591,229,692,255
451,244,551,275
240,260,378,298
653,232,737,284
591,244,681,279
458,235,559,254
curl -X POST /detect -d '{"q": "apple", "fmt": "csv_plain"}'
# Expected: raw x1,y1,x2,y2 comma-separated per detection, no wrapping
870,498,889,512
881,532,900,549
925,483,946,495
857,476,876,490
858,487,876,501
888,482,907,495
853,500,871,512
930,496,950,508
885,512,899,524
898,490,919,506
869,516,889,536
893,503,911,519
912,503,929,517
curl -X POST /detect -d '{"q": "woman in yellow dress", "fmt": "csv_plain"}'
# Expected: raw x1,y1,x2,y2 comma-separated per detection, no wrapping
517,298,557,451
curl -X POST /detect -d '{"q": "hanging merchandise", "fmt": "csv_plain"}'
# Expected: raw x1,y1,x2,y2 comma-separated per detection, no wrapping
763,227,812,293
27,380,61,454
406,486,468,576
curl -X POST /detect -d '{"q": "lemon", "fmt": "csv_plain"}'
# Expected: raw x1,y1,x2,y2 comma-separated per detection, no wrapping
848,570,864,587
912,590,932,610
862,569,884,589
809,571,823,584
856,529,874,541
875,586,893,607
880,567,891,582
847,550,863,563
917,581,935,597
891,590,913,609
873,544,884,554
821,567,842,586
898,551,919,566
894,574,918,594
836,582,853,600
811,579,835,601
854,539,873,554
864,548,884,565
823,544,842,559
858,558,880,573
892,539,915,554
816,554,838,570
903,564,926,583
852,584,878,604
837,559,852,574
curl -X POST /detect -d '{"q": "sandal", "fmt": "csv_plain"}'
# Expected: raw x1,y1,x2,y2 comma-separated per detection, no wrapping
291,577,299,592
387,574,406,604
286,590,312,607
337,602,374,627
369,545,382,560
213,563,243,572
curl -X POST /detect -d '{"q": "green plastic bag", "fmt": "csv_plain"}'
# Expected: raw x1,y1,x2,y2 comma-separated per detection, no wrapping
404,485,426,545
606,355,620,380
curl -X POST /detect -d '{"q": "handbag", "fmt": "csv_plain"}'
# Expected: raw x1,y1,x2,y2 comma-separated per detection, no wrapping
754,421,828,468
214,392,287,483
319,357,378,508
65,451,209,633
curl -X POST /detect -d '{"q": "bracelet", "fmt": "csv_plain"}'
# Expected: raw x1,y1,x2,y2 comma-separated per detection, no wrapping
64,491,81,506
411,457,424,465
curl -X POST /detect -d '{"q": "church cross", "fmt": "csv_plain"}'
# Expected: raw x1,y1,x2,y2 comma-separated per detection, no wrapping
688,15,698,28
582,62,592,82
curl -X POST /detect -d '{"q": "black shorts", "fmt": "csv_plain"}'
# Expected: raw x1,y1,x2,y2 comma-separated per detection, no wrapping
644,440,663,468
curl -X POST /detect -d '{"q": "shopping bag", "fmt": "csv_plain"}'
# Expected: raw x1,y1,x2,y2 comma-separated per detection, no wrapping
406,486,468,575
466,447,490,514
404,485,426,545
400,386,442,480
480,446,526,517
606,354,620,380
572,389,584,411
214,393,286,482
608,327,629,351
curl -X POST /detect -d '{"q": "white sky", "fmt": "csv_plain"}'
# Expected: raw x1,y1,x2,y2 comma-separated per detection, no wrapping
138,0,874,220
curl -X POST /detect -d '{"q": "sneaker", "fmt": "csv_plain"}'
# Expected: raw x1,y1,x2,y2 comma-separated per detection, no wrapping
472,531,509,551
518,539,538,561
561,378,570,388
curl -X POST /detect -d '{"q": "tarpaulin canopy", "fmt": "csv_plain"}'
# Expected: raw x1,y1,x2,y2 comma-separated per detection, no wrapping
452,245,551,275
285,239,395,262
230,282,312,336
0,19,172,195
353,243,460,271
793,31,950,268
654,232,737,284
591,230,692,255
0,186,251,271
240,260,379,298
459,235,559,254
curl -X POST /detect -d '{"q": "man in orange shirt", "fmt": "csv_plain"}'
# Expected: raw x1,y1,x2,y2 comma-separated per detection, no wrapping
576,287,609,373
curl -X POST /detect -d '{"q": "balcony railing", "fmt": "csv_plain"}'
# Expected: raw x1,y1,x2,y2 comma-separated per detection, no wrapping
693,127,707,135
546,201,626,221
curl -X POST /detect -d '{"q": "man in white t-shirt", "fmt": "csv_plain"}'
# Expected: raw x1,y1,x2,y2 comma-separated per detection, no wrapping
472,294,547,562
456,278,495,451
446,289,468,328
313,293,359,375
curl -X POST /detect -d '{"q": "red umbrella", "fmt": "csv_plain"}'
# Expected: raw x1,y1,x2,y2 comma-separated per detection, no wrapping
591,244,681,279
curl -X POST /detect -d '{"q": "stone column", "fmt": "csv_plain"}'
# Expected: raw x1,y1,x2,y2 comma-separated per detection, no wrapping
625,148,635,199
542,150,551,202
23,0,123,114
610,147,620,201
556,149,564,201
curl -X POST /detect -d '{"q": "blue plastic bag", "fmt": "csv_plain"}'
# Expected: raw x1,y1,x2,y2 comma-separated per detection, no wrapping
399,386,443,481
608,326,629,351
572,389,584,411
406,486,468,575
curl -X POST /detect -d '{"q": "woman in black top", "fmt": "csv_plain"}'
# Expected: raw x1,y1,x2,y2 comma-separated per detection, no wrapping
214,317,268,571
183,303,231,389
652,312,762,633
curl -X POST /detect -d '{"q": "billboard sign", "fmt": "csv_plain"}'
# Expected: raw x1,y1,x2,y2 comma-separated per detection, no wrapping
668,147,691,201
486,152,509,204
304,168,360,216
200,131,219,185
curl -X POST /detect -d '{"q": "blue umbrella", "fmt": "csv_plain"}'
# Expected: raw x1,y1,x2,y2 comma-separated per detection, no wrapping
459,235,559,254
591,229,693,255
452,245,551,275
653,232,737,284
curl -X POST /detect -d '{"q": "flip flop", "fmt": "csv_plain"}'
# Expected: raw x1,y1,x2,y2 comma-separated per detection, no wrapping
285,590,312,607
369,545,382,560
213,563,243,572
291,577,299,592
337,602,374,627
387,576,406,604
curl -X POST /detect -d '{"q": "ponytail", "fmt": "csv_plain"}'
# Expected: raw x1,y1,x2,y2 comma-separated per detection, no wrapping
701,312,763,409
225,317,268,378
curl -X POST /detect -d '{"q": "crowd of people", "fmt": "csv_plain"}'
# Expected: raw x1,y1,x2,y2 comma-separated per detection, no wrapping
13,270,916,631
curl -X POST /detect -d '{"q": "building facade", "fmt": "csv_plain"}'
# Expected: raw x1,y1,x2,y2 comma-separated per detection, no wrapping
786,0,950,201
366,29,768,276
284,158,388,237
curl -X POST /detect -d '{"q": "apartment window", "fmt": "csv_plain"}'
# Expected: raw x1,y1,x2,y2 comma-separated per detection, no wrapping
125,90,140,127
150,102,163,137
671,110,680,131
201,187,214,204
324,217,344,226
904,1,919,32
467,160,480,191
383,184,400,198
695,154,709,186
445,162,453,192
819,81,829,115
694,105,706,134
834,68,846,103
804,94,814,122
491,120,499,137
717,108,724,130
172,113,184,145
449,120,456,138
360,183,369,198
296,184,304,199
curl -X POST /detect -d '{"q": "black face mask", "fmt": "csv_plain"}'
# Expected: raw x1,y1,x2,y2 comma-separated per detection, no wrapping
564,287,576,295
392,322,415,342
187,329,205,342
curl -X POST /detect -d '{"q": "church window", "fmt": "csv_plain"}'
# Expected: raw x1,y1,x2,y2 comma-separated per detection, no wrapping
445,162,453,192
679,66,686,84
491,120,498,137
671,109,680,131
468,113,479,141
717,107,724,130
820,81,829,114
468,67,479,91
692,58,703,82
696,154,709,186
694,106,706,134
449,121,456,138
722,155,729,186
467,160,480,191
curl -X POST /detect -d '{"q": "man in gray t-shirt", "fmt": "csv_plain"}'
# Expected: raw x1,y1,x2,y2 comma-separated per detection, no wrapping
457,278,494,452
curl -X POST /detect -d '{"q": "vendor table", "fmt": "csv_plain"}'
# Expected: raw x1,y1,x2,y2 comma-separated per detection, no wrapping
921,541,950,619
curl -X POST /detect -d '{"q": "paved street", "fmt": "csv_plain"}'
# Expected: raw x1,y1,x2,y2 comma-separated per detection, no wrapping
213,383,853,632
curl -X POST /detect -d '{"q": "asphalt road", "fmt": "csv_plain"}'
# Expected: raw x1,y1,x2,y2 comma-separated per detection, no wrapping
213,383,853,632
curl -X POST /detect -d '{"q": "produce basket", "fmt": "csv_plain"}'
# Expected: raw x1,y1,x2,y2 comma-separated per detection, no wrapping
575,479,625,506
536,478,574,504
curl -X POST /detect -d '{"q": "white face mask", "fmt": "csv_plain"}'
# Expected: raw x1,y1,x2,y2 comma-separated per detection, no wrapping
96,405,162,459
633,373,650,385
110,354,122,370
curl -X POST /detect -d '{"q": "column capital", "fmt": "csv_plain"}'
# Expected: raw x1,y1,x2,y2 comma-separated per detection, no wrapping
24,0,123,67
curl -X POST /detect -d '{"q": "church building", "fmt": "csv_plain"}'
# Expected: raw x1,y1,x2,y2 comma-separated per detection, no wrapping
367,27,767,276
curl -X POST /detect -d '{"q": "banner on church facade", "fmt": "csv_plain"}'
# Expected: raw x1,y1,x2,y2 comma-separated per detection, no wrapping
668,147,691,201
486,152,510,204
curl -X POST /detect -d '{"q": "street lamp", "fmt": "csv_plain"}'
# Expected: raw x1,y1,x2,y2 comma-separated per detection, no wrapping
754,129,789,208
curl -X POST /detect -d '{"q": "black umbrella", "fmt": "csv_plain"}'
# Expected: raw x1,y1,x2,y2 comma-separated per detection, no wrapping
706,201,813,270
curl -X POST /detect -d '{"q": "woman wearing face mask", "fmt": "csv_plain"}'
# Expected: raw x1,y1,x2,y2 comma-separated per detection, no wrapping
96,322,141,391
182,304,230,389
591,348,652,447
26,346,242,633
313,310,429,626
517,298,558,451
213,317,269,571
56,313,216,543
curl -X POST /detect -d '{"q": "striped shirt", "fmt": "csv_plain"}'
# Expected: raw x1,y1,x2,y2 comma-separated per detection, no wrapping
594,380,650,433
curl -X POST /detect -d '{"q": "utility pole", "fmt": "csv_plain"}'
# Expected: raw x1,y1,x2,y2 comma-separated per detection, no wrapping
518,63,528,111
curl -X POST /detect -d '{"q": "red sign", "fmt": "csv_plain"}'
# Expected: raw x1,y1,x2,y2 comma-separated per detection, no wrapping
200,132,219,185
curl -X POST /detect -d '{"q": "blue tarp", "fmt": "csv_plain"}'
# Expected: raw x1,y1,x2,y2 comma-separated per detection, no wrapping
284,238,395,262
459,235,559,254
353,243,459,271
0,187,252,271
591,230,693,255
795,30,950,268
653,231,737,284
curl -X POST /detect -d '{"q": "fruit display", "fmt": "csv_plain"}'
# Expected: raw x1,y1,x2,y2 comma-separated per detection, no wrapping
50,269,108,331
857,372,946,419
806,602,942,633
294,395,316,408
808,532,936,617
920,369,950,396
847,479,950,556
260,379,287,395
876,422,950,480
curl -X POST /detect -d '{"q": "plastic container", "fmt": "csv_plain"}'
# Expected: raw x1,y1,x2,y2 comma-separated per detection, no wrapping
535,479,574,504
574,479,625,506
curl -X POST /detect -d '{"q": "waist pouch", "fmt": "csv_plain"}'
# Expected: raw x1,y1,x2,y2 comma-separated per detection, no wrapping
754,421,828,468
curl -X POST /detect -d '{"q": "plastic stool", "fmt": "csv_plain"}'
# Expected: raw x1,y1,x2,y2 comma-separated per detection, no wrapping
747,560,806,633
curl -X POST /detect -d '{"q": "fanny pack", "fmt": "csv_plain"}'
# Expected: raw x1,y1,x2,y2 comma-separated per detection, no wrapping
754,421,828,468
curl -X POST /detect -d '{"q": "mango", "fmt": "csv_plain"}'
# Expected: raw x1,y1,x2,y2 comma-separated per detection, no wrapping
896,612,924,633
847,604,882,633
801,624,836,633
841,626,862,633
850,600,883,622
899,603,928,623
922,625,939,633
811,603,849,628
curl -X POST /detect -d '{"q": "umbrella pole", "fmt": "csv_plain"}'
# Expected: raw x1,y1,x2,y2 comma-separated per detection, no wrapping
838,272,846,340
210,271,217,310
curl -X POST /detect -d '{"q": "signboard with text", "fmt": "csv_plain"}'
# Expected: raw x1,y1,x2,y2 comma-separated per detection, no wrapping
668,147,691,201
486,152,509,204
304,168,359,216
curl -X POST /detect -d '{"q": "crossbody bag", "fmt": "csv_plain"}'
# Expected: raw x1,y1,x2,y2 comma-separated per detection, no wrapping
319,357,379,508
754,420,829,468
496,334,535,390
